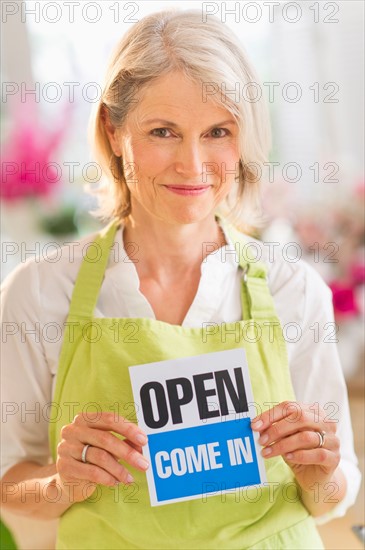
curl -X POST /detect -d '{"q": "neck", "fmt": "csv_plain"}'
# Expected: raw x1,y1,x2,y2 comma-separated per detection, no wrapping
122,210,226,283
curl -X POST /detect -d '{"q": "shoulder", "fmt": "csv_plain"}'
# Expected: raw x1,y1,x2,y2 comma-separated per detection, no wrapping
258,237,332,303
232,231,334,324
0,228,103,319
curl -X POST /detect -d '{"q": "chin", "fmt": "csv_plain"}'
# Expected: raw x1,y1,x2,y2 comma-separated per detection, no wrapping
164,207,214,226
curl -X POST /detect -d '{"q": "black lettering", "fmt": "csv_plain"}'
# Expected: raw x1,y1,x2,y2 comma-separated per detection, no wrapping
215,367,248,415
193,372,220,420
166,377,194,424
140,381,168,429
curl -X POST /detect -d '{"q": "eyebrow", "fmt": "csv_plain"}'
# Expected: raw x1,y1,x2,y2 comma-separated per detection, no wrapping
141,118,237,130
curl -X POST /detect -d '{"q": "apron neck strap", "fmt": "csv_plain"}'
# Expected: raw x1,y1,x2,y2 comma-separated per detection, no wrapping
219,218,278,321
67,218,119,318
67,216,279,321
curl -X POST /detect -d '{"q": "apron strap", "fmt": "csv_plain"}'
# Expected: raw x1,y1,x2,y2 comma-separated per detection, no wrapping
67,216,279,321
67,218,119,318
218,217,279,321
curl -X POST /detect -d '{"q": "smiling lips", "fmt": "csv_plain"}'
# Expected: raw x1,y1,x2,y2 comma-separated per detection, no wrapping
163,185,211,196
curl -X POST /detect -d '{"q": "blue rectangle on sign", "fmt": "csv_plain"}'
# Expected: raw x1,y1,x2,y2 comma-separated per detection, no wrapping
148,418,261,502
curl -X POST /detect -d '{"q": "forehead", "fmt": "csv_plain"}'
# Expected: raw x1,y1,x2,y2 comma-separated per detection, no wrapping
130,71,235,124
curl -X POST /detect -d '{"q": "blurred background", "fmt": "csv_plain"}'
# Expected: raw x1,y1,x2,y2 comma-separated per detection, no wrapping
1,1,364,548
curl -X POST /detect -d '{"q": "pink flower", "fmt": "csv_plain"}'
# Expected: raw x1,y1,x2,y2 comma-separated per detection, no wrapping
350,263,365,286
329,282,359,319
1,102,71,201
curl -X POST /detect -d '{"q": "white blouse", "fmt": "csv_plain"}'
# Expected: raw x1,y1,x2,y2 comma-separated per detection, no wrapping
0,219,361,525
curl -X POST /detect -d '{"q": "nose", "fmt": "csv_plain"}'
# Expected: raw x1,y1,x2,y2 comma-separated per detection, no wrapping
173,139,206,180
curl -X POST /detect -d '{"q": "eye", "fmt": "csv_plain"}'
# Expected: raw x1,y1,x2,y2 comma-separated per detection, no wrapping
150,128,173,138
210,128,230,138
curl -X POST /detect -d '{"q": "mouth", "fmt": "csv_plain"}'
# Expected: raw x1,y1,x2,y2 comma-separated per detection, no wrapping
163,184,211,196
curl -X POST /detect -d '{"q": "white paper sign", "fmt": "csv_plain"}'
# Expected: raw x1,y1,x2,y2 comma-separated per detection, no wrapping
129,348,266,506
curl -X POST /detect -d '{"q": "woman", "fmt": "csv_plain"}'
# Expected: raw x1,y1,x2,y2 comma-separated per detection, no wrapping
1,8,361,550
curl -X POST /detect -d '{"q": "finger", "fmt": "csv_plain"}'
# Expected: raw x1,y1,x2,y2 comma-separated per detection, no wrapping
73,412,148,446
59,430,143,460
258,417,300,445
59,456,121,487
76,429,149,472
252,402,336,435
251,401,302,431
258,415,337,447
102,440,143,461
283,448,340,468
260,431,340,458
80,446,135,484
123,439,143,454
58,438,142,479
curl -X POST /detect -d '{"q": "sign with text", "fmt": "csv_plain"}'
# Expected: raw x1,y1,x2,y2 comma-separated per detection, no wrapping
129,348,266,506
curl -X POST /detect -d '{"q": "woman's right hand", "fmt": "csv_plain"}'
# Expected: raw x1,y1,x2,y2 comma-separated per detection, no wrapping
56,412,149,503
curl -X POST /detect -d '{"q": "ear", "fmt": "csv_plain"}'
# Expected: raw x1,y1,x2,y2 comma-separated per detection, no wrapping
102,104,121,156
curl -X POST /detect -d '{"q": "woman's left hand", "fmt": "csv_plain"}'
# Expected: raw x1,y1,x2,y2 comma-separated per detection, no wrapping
251,401,341,492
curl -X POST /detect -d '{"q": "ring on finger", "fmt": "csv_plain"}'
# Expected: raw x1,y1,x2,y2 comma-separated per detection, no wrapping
81,444,91,464
315,430,326,449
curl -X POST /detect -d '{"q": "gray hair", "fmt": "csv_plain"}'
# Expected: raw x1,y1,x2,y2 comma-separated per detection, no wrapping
87,7,271,231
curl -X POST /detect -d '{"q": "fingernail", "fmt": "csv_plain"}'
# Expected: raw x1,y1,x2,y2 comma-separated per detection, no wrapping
136,457,149,470
126,474,134,483
285,453,293,460
261,447,272,456
251,420,263,429
259,434,269,445
136,434,148,445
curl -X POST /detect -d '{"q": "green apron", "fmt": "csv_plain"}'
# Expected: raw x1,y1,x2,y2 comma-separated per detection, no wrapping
49,215,324,549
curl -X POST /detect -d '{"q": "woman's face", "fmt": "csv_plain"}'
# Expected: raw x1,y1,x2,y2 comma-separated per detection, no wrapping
106,71,241,225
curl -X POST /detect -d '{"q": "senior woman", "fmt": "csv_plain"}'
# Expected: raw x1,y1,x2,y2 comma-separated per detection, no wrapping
0,8,361,550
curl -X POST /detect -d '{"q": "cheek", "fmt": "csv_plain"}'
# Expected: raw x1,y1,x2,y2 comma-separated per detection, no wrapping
129,142,169,183
218,150,240,186
124,146,163,202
